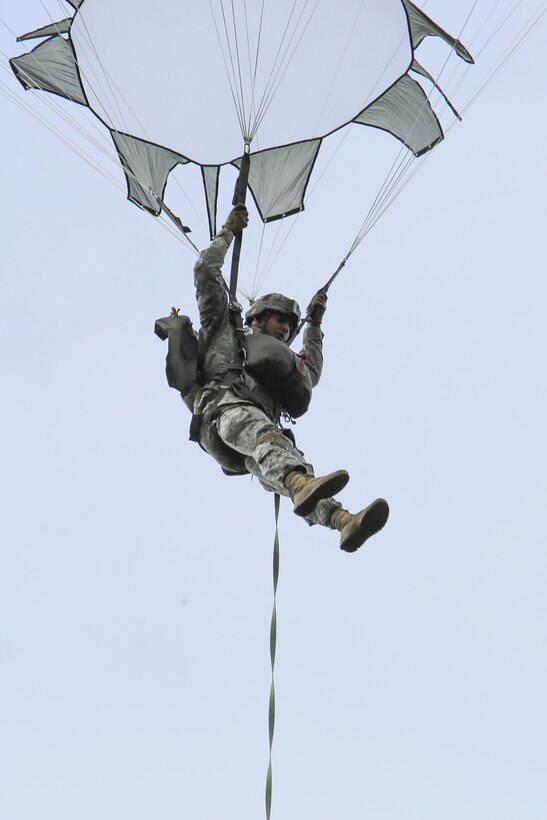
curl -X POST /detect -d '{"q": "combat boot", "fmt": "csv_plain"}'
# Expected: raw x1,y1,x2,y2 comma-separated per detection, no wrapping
330,499,389,552
284,469,349,517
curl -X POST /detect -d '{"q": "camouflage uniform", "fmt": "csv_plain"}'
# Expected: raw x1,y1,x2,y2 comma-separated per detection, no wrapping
193,229,340,527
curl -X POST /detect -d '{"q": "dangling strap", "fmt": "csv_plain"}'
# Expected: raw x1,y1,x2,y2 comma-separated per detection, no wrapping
265,493,280,820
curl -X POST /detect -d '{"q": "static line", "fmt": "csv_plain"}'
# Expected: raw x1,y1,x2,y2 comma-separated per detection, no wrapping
265,493,281,820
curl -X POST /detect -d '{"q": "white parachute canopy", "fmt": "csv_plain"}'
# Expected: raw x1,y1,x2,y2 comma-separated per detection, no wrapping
11,0,472,236
71,0,411,163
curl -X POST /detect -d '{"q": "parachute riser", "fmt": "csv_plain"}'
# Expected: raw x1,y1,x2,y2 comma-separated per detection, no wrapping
229,147,251,303
292,258,348,342
321,257,348,294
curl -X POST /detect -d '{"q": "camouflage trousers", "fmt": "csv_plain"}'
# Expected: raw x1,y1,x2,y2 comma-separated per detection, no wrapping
210,403,341,527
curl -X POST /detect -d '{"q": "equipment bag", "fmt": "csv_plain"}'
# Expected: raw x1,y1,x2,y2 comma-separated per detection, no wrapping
155,314,200,411
243,332,312,418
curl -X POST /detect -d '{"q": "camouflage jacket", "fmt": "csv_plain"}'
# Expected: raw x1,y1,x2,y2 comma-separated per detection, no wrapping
193,229,324,421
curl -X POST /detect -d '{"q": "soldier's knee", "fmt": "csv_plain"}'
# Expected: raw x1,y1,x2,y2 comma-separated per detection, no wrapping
255,430,294,451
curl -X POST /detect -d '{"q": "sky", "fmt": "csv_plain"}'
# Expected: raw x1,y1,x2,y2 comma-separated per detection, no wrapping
1,3,546,819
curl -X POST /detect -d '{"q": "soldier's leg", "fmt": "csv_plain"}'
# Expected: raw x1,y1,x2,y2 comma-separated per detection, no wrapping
215,405,348,514
215,405,388,551
216,405,310,494
305,497,342,527
306,496,390,553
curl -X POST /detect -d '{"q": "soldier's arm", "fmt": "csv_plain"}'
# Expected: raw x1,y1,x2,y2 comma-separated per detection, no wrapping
193,231,232,331
299,323,324,387
299,289,327,386
193,205,248,331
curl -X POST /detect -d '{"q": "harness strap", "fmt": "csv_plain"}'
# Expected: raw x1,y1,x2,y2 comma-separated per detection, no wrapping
217,361,244,387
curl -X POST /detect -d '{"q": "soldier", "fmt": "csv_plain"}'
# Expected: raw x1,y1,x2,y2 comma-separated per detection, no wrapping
189,204,389,552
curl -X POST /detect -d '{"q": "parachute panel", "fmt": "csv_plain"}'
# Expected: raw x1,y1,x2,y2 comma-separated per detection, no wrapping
202,166,221,239
111,131,190,214
410,59,461,121
353,75,443,157
10,35,87,106
17,20,72,42
233,140,321,223
402,0,474,63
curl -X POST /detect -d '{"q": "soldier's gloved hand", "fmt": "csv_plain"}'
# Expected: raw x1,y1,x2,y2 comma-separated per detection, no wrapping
306,290,328,325
223,204,249,234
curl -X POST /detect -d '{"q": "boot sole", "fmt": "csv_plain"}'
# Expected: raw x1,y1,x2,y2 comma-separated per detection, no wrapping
340,498,390,553
294,470,349,517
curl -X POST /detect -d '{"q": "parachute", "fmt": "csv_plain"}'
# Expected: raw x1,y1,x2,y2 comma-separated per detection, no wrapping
7,1,547,301
4,0,541,816
10,0,476,299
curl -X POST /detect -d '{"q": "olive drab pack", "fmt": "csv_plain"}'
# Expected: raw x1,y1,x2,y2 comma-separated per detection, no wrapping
243,332,312,418
154,313,200,411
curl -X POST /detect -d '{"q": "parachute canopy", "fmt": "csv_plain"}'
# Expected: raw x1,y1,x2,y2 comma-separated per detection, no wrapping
11,1,472,234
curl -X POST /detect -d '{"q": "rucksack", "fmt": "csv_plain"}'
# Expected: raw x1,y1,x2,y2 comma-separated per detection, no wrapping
154,313,200,412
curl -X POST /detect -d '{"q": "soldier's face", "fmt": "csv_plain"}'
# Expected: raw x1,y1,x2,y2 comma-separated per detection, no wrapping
265,312,291,343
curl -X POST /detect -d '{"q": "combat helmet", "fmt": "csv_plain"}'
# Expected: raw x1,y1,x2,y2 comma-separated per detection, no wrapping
245,293,301,331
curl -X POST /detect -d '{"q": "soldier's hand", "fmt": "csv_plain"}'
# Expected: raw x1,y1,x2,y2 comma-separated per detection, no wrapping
307,290,328,325
223,204,249,234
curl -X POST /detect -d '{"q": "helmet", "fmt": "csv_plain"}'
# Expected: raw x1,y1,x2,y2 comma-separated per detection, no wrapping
245,293,301,331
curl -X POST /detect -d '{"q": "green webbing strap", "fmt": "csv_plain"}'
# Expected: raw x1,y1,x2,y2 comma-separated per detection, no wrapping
265,493,280,820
